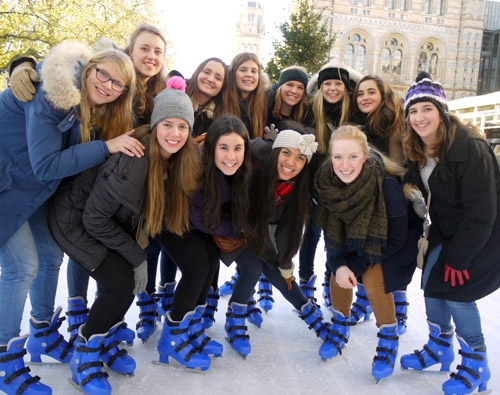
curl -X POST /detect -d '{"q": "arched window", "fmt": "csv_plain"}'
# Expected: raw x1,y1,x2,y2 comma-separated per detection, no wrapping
380,37,404,75
344,44,354,67
356,46,366,71
417,41,440,78
344,33,368,72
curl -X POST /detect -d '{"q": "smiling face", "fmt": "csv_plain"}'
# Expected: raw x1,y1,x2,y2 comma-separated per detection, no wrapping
280,80,305,110
356,79,382,114
408,101,441,146
330,139,368,184
85,61,126,106
321,79,346,104
214,132,245,176
128,31,165,81
235,60,259,99
276,147,307,181
197,60,225,104
156,118,189,159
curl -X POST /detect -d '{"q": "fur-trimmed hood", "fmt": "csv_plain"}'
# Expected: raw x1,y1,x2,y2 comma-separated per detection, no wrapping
307,65,364,96
40,41,92,111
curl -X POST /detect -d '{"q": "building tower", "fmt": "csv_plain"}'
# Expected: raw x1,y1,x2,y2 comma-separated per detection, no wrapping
233,1,266,61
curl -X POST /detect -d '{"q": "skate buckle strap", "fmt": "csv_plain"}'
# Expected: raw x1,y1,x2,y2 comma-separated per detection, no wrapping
33,317,65,338
136,297,158,307
5,365,41,395
103,347,128,367
374,347,397,367
0,349,27,363
66,307,89,317
450,366,480,389
4,365,31,384
75,344,101,353
77,363,109,387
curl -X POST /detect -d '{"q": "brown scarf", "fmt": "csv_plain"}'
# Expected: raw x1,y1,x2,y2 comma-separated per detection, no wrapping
314,155,388,264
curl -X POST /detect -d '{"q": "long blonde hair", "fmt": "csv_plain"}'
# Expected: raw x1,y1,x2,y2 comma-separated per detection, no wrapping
79,49,136,143
272,65,309,123
140,125,201,237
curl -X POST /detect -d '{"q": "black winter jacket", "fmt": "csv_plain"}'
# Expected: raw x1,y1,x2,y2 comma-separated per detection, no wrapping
49,146,149,272
407,126,500,302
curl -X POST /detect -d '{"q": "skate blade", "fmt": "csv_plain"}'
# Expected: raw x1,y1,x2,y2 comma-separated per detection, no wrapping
68,377,87,394
27,360,69,366
151,360,209,373
103,366,134,377
400,366,451,375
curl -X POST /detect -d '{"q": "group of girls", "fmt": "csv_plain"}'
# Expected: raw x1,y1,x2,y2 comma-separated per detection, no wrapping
1,21,499,395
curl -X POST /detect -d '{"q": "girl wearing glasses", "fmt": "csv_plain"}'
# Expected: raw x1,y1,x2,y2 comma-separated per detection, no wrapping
0,40,142,395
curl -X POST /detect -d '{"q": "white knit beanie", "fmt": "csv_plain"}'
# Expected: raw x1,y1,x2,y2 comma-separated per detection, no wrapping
272,130,318,162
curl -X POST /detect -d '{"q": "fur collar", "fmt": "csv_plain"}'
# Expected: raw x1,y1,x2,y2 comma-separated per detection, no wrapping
40,41,92,111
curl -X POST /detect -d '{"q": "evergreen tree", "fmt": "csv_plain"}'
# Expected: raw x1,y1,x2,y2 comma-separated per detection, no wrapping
265,0,335,83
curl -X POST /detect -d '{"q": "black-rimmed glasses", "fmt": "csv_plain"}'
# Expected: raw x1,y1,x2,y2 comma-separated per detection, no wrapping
95,68,126,92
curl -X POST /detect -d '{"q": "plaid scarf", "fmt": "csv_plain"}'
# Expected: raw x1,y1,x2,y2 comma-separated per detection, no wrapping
314,156,388,265
274,179,296,206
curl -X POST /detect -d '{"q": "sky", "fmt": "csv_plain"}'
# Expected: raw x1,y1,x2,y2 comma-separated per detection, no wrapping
155,0,294,77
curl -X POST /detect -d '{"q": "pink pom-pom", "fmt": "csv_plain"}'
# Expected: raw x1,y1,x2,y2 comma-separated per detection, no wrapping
166,76,186,92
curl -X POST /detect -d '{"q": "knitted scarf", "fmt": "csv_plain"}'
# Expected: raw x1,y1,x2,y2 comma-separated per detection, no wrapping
314,156,388,265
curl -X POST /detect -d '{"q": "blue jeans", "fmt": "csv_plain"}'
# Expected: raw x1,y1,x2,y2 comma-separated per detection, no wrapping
425,297,485,349
299,201,329,281
67,257,91,300
0,204,64,344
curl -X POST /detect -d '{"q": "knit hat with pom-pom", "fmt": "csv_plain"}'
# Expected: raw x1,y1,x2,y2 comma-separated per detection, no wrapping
404,71,450,129
150,75,193,131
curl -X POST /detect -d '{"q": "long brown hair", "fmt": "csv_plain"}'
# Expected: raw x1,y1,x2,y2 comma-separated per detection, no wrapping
248,120,310,263
225,52,267,138
79,49,136,143
124,23,167,124
186,57,230,119
139,124,201,237
200,115,253,236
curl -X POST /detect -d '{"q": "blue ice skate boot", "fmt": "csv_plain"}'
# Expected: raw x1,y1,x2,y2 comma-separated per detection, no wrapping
400,321,455,371
156,281,176,321
27,306,73,363
372,323,399,382
202,287,219,329
442,336,490,395
0,335,52,395
135,292,158,343
189,305,223,357
247,291,263,328
219,270,238,297
394,290,409,335
349,284,372,324
257,275,274,313
100,321,136,375
157,311,211,371
298,300,335,360
70,325,111,395
300,274,323,316
66,297,89,345
322,271,333,312
225,302,251,358
113,322,135,346
318,309,351,360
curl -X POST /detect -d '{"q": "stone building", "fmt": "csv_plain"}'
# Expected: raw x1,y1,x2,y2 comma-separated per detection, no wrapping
478,0,500,94
314,0,486,99
233,1,266,61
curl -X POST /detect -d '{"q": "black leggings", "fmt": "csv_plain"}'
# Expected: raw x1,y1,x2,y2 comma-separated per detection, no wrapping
156,230,220,322
81,250,135,338
230,247,308,311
